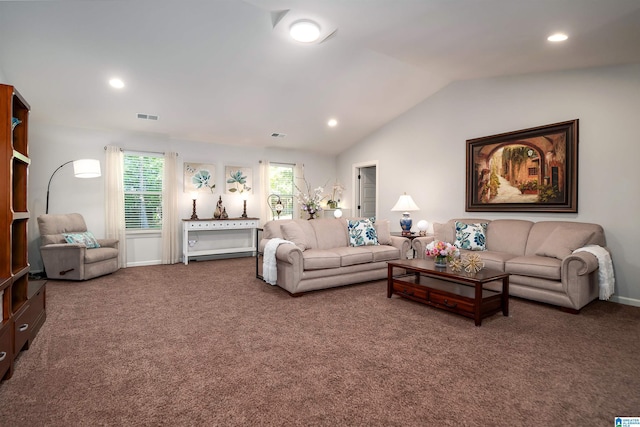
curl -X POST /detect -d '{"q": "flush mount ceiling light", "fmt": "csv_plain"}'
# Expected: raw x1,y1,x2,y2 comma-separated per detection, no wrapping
547,33,568,42
290,20,321,43
327,118,338,127
109,78,125,89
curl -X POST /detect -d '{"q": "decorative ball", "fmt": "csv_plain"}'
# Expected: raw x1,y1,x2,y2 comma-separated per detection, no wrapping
417,220,429,236
333,209,343,218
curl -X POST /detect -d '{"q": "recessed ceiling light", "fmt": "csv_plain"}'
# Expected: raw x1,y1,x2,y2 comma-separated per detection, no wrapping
109,78,125,89
290,20,321,43
547,33,568,42
327,118,338,127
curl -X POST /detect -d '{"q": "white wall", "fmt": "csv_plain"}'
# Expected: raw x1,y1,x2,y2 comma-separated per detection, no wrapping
28,124,336,270
337,63,640,306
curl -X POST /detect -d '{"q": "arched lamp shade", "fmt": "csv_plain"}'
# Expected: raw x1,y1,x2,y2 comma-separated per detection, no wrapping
46,159,102,213
391,193,420,236
72,159,101,178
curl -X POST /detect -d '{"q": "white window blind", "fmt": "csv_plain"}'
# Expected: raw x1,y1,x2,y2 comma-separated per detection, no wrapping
123,153,164,229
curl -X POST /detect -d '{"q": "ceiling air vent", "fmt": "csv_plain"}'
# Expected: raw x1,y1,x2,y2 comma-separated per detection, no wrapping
137,113,159,121
271,132,287,138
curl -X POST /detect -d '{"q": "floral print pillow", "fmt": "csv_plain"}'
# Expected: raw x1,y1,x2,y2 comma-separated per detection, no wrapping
454,221,487,251
347,219,379,247
62,231,101,249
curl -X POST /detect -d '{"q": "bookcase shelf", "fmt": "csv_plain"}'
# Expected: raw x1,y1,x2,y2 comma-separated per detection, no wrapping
1,83,46,382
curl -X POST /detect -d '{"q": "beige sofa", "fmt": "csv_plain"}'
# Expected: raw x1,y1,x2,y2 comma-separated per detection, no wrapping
260,218,410,295
412,219,609,312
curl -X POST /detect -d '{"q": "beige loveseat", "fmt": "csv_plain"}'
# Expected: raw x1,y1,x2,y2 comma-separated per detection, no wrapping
260,218,410,296
412,219,609,312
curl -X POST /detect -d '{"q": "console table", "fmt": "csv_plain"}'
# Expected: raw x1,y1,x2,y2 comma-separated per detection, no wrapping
182,218,259,265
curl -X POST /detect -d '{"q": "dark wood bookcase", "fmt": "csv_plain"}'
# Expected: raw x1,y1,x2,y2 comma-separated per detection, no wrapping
1,83,46,381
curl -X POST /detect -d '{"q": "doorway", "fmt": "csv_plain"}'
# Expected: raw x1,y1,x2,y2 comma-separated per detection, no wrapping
353,162,378,218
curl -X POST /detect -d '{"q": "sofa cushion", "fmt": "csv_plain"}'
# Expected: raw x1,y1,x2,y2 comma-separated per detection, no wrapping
374,219,392,245
280,222,308,250
63,231,101,248
525,221,605,256
332,247,373,266
309,219,348,249
347,219,379,247
535,227,595,260
454,221,487,251
463,250,516,271
302,249,341,270
434,222,455,244
485,220,533,255
505,255,561,281
369,245,401,262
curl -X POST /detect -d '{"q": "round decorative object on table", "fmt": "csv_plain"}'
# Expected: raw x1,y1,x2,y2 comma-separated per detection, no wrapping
434,255,447,268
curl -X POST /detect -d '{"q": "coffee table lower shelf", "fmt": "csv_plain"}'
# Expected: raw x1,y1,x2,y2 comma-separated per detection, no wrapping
387,260,509,326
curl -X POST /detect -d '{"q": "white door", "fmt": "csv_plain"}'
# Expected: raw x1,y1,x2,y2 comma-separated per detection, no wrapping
358,166,377,218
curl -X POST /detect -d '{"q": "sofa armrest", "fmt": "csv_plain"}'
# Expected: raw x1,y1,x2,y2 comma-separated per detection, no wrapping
97,238,119,249
389,236,410,258
561,250,603,310
411,236,435,259
40,243,87,280
562,251,599,276
275,243,304,266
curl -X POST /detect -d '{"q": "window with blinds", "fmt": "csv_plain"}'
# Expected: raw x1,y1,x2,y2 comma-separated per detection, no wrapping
123,153,164,230
269,163,294,219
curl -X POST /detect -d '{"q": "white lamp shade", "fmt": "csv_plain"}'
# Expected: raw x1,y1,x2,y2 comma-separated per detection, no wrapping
73,159,101,178
391,193,420,212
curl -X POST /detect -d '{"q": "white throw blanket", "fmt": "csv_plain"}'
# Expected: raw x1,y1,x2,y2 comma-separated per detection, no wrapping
573,244,615,300
263,238,295,286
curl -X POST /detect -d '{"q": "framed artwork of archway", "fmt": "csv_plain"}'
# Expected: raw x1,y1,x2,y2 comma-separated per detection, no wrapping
466,119,578,213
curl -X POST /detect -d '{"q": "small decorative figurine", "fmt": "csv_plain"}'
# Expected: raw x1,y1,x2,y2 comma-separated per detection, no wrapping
214,196,223,219
221,207,229,219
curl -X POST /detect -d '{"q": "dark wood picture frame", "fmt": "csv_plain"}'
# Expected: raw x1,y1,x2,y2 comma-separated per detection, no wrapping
466,119,578,213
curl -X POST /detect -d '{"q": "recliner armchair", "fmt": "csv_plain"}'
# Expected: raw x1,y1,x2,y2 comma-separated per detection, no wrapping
37,213,120,280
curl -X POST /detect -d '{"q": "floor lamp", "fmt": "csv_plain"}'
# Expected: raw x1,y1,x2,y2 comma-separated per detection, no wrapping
46,159,102,214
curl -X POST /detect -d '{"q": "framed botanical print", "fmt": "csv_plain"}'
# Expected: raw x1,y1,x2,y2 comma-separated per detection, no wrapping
225,166,252,194
184,162,216,193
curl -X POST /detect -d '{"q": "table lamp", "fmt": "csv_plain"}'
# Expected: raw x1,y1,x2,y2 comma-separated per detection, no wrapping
391,193,420,236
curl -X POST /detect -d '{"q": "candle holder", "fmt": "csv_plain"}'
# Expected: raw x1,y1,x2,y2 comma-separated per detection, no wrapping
190,192,199,220
241,200,248,218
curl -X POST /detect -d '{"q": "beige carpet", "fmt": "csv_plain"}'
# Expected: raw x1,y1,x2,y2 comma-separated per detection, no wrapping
1,257,639,426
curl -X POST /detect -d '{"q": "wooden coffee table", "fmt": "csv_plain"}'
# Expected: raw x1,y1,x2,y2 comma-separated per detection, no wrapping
387,259,509,326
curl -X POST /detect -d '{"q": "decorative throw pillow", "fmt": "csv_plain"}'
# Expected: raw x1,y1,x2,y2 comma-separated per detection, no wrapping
62,231,101,249
280,222,308,251
374,219,391,245
454,221,487,251
347,219,379,247
535,228,595,260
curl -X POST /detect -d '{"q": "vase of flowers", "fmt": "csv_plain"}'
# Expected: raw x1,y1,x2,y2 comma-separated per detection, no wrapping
295,177,326,220
326,181,344,210
425,240,459,268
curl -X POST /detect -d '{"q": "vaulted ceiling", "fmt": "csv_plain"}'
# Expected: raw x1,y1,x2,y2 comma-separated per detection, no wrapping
1,0,639,155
